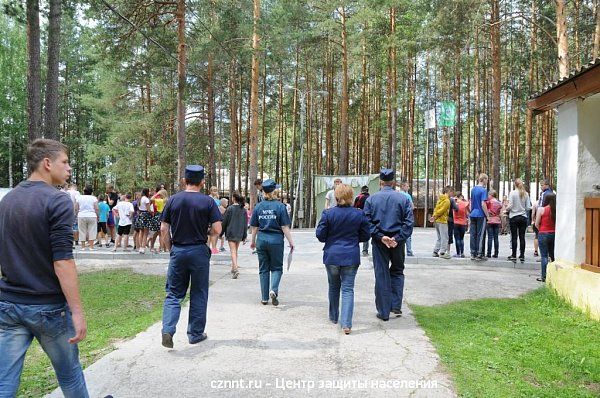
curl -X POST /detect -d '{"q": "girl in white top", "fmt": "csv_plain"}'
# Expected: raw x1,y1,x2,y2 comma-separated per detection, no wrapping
506,178,531,262
75,186,99,250
136,188,151,254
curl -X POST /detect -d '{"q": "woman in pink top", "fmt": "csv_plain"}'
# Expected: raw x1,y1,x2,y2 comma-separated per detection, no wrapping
486,190,503,258
452,194,470,257
535,192,556,282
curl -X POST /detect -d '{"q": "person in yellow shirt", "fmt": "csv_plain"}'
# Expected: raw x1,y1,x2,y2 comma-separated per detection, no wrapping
149,189,169,253
429,186,455,259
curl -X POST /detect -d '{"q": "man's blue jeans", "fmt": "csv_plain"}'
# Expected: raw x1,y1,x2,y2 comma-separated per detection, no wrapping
405,237,414,256
162,244,211,343
470,217,487,257
325,265,358,329
256,240,284,301
0,301,88,398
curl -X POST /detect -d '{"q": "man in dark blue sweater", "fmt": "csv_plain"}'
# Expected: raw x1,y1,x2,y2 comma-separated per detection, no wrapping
0,139,88,397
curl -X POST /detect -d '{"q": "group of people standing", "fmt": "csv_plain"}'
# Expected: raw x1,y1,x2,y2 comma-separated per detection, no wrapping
430,173,556,281
64,184,169,254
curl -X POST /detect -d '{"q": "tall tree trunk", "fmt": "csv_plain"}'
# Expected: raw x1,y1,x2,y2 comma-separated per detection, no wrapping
490,0,501,192
176,0,187,187
453,48,461,190
339,6,349,175
325,42,333,174
373,73,381,172
249,0,260,208
26,0,42,143
260,62,267,178
593,0,600,59
556,0,570,78
44,0,61,141
574,0,581,70
473,28,480,190
525,0,537,191
207,53,216,188
229,60,237,198
389,7,397,170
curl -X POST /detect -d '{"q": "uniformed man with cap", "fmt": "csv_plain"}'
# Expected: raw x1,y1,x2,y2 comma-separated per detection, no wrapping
160,165,222,348
250,179,295,306
363,169,414,321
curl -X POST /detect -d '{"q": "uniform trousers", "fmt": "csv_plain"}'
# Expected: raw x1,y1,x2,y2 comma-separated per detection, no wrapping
371,240,405,319
256,240,284,301
162,244,210,343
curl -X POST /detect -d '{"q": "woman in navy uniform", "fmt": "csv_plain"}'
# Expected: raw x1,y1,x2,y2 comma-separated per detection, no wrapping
363,169,414,321
316,183,371,334
250,180,295,306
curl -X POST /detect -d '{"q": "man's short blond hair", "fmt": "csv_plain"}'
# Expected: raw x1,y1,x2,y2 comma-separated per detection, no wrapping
335,184,354,206
478,173,488,182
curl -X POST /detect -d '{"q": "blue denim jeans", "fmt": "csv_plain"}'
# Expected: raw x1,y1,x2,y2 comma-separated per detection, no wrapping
405,237,413,256
470,217,486,257
486,224,500,257
256,240,284,301
0,301,88,398
538,232,555,280
453,224,467,255
162,244,211,343
325,265,358,329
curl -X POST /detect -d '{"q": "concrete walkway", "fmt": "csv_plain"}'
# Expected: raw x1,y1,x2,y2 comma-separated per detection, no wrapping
49,230,541,398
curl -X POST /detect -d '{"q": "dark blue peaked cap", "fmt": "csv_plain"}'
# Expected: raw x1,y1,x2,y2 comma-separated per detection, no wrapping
379,168,395,181
262,179,277,193
185,165,205,180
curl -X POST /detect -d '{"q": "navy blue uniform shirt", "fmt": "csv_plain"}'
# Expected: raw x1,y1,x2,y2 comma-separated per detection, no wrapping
250,200,291,244
161,191,222,246
316,206,371,266
0,181,74,304
364,186,414,243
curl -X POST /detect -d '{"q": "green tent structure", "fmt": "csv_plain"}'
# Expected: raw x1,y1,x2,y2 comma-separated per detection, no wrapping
313,175,380,225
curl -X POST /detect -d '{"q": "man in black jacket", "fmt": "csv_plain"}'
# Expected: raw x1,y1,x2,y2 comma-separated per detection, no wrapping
0,139,88,396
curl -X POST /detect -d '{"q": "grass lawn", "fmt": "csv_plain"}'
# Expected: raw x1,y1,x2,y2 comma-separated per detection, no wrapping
18,270,166,397
411,288,600,398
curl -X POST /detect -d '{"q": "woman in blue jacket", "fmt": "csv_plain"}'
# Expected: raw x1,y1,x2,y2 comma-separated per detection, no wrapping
316,184,371,334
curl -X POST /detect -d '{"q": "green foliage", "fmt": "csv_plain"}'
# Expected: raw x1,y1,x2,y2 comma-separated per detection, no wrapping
412,288,600,397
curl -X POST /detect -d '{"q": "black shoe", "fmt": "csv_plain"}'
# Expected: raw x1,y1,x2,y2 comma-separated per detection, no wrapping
361,251,369,257
432,252,439,257
391,308,403,316
507,256,517,262
519,257,525,263
536,277,546,282
161,332,173,348
189,332,208,344
376,313,389,321
269,290,279,306
260,300,268,305
478,255,488,261
492,254,498,258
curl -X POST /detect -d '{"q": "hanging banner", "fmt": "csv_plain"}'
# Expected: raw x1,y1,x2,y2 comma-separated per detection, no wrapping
439,101,456,127
425,108,436,129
